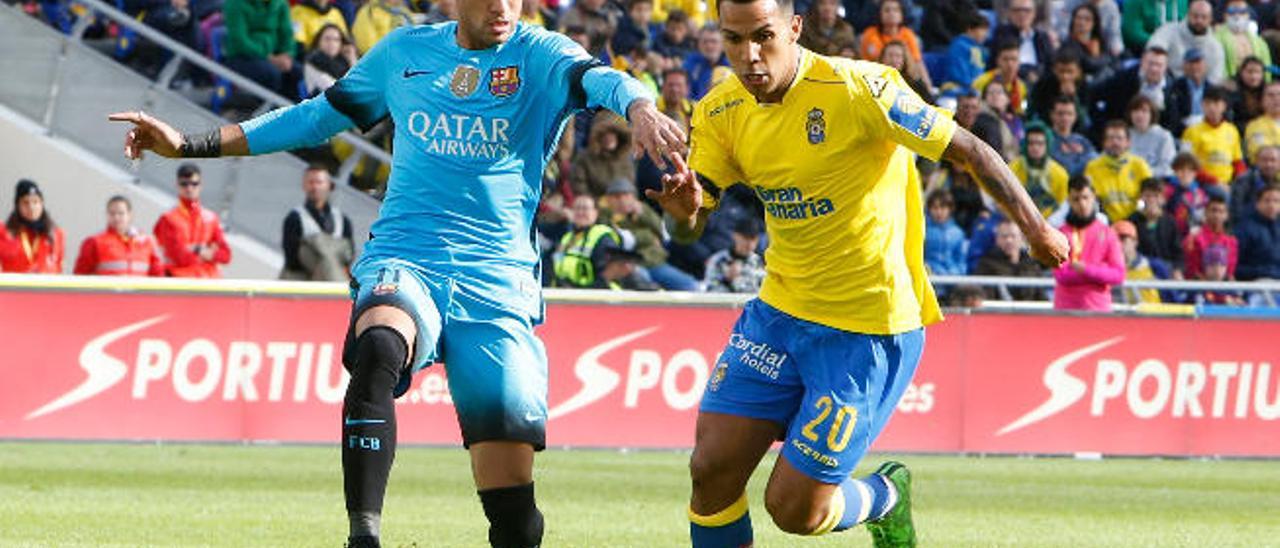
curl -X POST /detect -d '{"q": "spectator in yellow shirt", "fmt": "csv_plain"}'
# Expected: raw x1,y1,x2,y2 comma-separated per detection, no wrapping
291,0,349,47
352,0,417,54
1244,80,1280,163
1182,86,1244,186
1011,125,1070,218
1086,120,1153,221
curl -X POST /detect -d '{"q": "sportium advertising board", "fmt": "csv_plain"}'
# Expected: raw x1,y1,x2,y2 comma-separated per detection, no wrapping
1,280,1276,457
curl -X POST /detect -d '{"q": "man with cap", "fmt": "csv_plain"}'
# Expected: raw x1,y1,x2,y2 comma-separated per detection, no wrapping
1195,244,1245,304
601,177,699,291
703,217,765,294
1114,219,1174,304
1169,47,1212,132
594,245,647,290
0,179,65,273
74,195,164,276
153,163,232,277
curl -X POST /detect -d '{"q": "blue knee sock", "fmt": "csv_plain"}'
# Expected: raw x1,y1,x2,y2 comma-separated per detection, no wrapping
690,493,753,548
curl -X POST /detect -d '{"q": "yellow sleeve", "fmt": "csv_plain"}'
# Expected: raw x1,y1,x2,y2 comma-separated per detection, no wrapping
688,102,745,212
1134,156,1152,182
1231,127,1244,163
851,63,957,161
1049,161,1069,202
1010,157,1027,183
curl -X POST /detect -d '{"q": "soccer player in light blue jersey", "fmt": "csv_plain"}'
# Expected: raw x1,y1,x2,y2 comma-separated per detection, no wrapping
109,0,686,543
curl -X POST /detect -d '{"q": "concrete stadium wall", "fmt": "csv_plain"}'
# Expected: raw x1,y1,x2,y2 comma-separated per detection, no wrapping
0,104,281,278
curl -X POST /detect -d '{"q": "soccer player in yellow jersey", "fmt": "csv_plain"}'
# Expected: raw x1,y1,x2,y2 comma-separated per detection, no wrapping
645,0,1070,545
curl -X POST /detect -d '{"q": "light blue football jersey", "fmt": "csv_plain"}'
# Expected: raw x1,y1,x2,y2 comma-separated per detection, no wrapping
242,22,650,320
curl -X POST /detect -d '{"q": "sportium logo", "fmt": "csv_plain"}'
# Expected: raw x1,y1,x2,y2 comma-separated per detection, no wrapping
26,316,349,420
548,327,713,420
998,337,1280,436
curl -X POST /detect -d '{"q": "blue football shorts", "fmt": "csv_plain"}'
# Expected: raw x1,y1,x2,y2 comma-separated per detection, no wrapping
342,258,549,450
700,299,925,483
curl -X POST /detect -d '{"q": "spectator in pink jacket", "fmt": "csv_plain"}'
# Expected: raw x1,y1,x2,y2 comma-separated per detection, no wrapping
1054,176,1126,311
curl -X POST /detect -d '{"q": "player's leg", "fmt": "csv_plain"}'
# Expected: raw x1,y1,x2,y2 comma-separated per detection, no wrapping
687,412,781,548
762,327,923,546
688,299,804,547
341,263,444,546
439,311,548,548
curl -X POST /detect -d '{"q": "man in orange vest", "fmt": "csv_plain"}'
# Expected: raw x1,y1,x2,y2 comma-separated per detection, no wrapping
74,195,164,276
153,163,231,277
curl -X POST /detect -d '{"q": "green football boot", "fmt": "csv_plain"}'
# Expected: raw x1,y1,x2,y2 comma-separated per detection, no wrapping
866,461,916,548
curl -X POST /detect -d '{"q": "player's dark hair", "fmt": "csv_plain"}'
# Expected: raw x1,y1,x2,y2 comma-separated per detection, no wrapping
1172,152,1201,171
718,0,794,15
995,38,1020,55
1104,119,1130,137
926,189,955,209
964,12,989,30
1127,94,1160,121
177,162,201,179
1068,174,1093,193
1203,85,1229,104
106,195,131,211
662,67,689,81
1052,46,1082,67
1140,177,1165,195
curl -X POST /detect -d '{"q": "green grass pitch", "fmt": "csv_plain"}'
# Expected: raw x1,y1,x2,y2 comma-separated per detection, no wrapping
1,442,1278,547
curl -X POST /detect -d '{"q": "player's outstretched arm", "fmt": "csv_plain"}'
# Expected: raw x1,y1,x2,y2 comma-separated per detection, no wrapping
576,65,686,168
107,111,249,159
942,127,1070,268
109,95,356,160
647,155,712,244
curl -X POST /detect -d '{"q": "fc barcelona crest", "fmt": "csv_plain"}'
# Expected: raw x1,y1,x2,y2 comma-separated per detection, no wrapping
806,108,826,145
490,66,521,97
450,65,481,98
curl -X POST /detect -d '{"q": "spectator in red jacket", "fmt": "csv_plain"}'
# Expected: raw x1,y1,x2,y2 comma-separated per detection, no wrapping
0,179,64,273
153,163,232,277
1054,176,1126,311
74,195,164,276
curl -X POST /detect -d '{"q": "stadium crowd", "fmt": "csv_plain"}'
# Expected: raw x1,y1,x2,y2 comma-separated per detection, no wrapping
6,0,1280,307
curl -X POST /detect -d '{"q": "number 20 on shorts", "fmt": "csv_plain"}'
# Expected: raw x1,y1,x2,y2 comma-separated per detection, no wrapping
800,396,857,452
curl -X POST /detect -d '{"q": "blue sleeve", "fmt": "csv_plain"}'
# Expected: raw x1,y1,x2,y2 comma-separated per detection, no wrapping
531,28,655,118
322,27,398,131
239,95,356,155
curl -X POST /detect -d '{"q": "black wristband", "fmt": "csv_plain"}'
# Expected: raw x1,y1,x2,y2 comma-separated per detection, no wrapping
180,128,221,158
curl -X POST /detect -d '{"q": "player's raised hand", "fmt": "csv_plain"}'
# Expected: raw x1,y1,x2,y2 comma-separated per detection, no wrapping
107,110,183,160
628,99,687,170
1026,225,1070,268
645,154,702,222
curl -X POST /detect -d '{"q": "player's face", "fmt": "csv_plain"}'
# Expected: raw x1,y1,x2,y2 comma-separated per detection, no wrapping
1026,132,1047,160
1069,187,1096,218
720,0,802,102
1258,147,1280,177
1129,105,1151,130
1103,127,1128,156
997,49,1019,76
177,174,201,200
995,223,1023,256
457,0,520,49
17,194,43,223
1259,190,1280,219
879,43,905,70
1206,202,1228,228
303,170,332,205
106,201,131,233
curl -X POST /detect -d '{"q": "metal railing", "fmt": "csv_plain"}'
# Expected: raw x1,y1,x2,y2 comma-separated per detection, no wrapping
932,275,1280,307
65,0,393,182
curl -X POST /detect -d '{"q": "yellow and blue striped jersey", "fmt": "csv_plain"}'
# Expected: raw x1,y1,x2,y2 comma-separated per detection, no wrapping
688,50,956,335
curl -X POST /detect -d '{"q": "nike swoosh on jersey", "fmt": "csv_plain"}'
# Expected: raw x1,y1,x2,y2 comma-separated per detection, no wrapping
402,68,432,78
